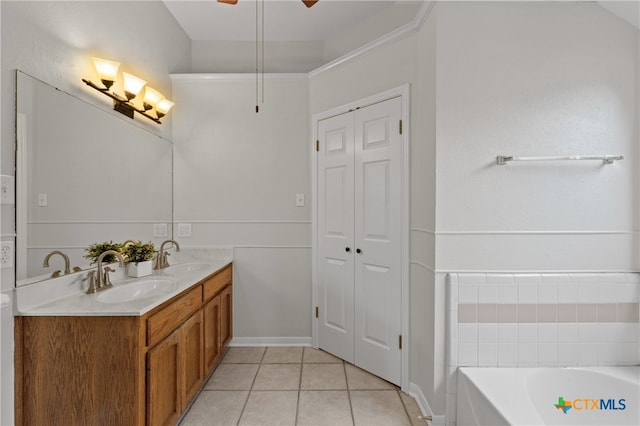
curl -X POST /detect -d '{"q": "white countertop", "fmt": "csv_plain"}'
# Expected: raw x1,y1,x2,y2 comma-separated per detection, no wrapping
15,248,232,317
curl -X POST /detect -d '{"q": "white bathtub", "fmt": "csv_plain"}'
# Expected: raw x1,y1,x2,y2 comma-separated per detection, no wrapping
457,367,639,426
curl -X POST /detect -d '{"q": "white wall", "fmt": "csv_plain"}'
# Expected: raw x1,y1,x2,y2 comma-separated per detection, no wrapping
170,75,312,342
192,40,325,73
309,26,440,415
432,1,639,419
0,2,190,424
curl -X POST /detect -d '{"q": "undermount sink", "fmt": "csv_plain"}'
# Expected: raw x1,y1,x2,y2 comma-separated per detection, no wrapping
96,278,177,304
163,261,211,275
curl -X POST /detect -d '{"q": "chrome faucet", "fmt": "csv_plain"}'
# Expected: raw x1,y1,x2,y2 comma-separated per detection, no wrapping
84,249,124,294
154,239,180,270
43,250,71,278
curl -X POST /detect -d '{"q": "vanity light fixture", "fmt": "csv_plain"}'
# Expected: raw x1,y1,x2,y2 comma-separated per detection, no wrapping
82,57,174,124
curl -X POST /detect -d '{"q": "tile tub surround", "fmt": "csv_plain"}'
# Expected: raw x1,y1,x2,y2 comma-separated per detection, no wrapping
444,272,640,426
179,347,425,426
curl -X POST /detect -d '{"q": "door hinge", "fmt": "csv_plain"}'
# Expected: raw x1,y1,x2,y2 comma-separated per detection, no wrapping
316,140,319,152
399,120,403,135
315,306,319,318
399,335,402,350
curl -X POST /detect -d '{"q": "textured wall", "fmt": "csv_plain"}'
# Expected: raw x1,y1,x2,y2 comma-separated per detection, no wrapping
171,74,312,342
0,2,190,424
431,1,639,420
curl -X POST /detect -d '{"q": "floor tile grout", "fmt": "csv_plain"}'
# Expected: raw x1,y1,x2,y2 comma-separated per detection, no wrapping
181,347,421,426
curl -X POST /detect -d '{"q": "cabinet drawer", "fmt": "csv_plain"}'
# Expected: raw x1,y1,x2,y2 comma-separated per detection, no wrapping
203,265,232,302
148,286,202,347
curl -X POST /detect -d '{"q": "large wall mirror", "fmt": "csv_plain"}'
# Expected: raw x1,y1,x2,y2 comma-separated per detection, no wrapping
16,71,173,286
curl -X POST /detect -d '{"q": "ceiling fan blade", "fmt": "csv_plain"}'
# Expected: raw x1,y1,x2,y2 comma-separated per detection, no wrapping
218,0,238,4
302,0,319,7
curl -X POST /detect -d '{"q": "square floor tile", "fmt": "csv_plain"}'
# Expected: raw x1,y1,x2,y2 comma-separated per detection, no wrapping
252,364,301,390
350,390,411,425
263,346,304,363
301,363,347,390
399,391,426,426
345,364,396,390
297,391,353,426
303,347,343,363
205,363,259,390
221,347,265,364
238,391,298,426
180,390,248,426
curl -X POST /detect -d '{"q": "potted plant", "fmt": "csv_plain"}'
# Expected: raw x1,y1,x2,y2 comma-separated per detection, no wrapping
122,240,156,277
84,241,124,265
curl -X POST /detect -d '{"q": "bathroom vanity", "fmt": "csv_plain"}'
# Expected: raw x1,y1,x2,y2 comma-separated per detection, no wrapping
14,256,232,426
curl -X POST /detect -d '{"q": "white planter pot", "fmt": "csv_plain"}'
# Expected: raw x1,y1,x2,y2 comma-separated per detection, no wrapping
127,260,153,278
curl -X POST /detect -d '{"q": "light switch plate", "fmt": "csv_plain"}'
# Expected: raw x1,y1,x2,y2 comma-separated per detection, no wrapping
1,175,15,205
38,193,48,207
296,193,305,207
177,223,192,238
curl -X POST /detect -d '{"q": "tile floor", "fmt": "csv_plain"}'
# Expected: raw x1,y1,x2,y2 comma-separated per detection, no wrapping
179,347,426,426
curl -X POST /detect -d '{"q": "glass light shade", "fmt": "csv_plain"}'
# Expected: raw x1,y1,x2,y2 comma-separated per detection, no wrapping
143,87,163,110
122,72,146,100
156,99,174,117
92,57,120,89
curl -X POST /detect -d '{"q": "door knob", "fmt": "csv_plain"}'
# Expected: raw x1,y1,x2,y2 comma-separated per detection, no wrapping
356,248,362,254
345,247,351,252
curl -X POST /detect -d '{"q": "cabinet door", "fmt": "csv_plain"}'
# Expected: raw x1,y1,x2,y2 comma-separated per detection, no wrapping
220,285,233,348
181,310,204,407
147,328,181,426
204,294,221,372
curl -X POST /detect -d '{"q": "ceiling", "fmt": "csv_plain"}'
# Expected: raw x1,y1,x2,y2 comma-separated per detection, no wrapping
163,0,414,42
164,1,640,44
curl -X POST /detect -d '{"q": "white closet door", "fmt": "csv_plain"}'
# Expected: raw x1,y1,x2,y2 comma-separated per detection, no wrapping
317,112,355,363
353,97,403,384
316,96,403,385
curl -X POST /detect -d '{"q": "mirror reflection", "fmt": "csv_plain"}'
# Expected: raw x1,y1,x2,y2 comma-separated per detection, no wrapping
16,71,173,285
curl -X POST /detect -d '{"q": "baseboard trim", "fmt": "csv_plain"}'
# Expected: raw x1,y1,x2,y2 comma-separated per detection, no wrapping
407,382,431,418
229,337,313,347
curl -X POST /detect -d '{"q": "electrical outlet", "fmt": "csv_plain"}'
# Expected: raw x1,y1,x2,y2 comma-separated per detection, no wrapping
153,223,168,238
1,241,14,269
177,223,192,238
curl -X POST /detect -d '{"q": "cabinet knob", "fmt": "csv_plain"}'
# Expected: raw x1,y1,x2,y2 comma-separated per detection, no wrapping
356,248,362,254
345,247,351,253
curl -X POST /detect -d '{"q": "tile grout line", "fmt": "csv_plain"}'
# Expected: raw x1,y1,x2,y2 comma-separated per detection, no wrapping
397,388,416,425
235,347,266,425
344,360,356,426
294,347,306,425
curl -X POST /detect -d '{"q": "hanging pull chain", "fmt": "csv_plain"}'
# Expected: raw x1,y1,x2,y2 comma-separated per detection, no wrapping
255,0,259,113
262,0,265,106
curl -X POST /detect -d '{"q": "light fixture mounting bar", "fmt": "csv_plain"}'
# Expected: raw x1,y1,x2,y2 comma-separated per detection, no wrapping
82,78,162,124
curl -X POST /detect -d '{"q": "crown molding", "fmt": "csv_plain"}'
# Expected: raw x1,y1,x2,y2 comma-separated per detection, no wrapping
308,0,436,78
170,73,308,81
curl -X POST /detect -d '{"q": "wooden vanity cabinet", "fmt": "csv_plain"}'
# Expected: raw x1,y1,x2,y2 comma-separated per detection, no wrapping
147,326,181,426
202,264,233,373
203,295,221,372
15,263,232,426
220,285,233,348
